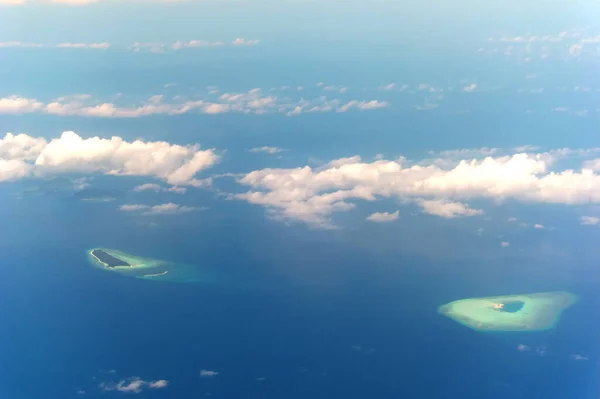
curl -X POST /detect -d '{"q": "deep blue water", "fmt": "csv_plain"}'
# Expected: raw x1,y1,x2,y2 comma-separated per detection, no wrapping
0,191,597,399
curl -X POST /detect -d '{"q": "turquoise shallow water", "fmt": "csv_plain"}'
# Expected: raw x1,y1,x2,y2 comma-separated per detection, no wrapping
87,248,218,283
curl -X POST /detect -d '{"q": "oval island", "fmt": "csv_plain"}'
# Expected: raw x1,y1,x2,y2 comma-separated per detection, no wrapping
87,248,215,283
438,291,578,332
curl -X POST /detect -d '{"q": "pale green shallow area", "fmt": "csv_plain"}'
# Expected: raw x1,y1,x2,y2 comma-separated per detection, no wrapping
87,248,216,283
438,291,578,332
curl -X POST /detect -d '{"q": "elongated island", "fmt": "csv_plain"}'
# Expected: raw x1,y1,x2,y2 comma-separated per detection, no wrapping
87,248,213,283
438,291,578,332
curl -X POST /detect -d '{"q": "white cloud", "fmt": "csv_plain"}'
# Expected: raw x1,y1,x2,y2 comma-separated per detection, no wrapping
248,146,283,155
501,241,510,247
119,203,200,215
0,96,44,114
418,199,483,218
171,40,224,50
0,91,389,118
570,354,588,361
366,210,399,222
143,203,199,215
533,223,544,229
580,216,600,225
99,377,168,394
133,183,162,192
133,183,187,194
0,131,218,186
0,41,109,49
0,39,255,51
147,380,169,388
0,132,47,160
337,100,389,113
233,147,600,228
463,83,477,92
57,42,110,49
200,370,219,377
568,44,583,56
232,38,260,46
517,344,530,352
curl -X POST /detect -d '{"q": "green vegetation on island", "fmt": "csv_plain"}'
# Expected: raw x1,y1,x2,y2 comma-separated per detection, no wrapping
91,249,131,267
438,291,578,332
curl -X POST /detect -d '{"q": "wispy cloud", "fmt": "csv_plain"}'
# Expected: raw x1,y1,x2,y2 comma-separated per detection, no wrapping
232,38,260,46
366,210,399,222
0,39,258,52
99,377,168,394
0,41,110,49
570,354,589,361
580,216,600,225
248,146,283,155
133,183,187,194
482,29,600,61
200,370,219,377
0,91,389,118
119,203,201,215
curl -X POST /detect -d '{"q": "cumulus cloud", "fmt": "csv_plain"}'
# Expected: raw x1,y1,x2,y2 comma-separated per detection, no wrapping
501,241,510,247
99,377,168,394
366,210,399,222
119,203,200,215
533,223,544,229
233,148,600,228
418,199,483,218
0,96,44,114
0,131,218,186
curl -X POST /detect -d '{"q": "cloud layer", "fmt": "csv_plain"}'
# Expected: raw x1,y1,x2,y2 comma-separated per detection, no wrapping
0,91,389,118
0,131,218,186
0,39,259,51
233,148,600,228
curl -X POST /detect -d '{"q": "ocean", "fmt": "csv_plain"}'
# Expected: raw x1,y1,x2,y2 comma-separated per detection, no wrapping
0,189,597,399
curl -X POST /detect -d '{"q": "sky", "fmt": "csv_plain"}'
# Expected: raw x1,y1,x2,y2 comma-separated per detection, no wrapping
1,0,600,249
1,0,600,398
